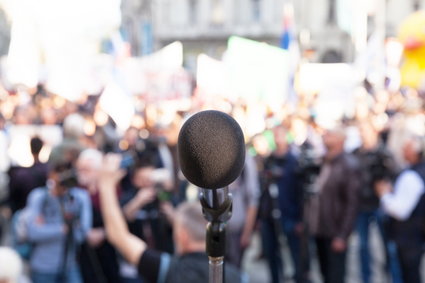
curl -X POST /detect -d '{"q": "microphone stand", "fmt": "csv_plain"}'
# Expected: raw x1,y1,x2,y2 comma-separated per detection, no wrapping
200,187,232,283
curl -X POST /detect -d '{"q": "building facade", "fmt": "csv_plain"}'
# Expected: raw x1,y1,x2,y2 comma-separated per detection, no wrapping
120,0,425,68
0,8,9,57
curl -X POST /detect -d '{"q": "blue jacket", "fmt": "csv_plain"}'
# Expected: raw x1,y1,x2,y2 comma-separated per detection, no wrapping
26,186,92,273
264,151,302,223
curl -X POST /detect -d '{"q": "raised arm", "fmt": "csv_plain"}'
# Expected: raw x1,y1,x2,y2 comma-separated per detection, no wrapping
98,154,147,265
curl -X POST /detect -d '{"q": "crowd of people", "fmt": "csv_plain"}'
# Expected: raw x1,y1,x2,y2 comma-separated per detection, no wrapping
0,80,423,283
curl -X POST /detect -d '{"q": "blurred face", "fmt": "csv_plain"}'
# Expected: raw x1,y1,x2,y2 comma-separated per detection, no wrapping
41,108,57,125
402,139,420,164
127,128,139,142
273,127,288,153
76,158,99,187
132,166,155,189
14,108,31,125
253,135,270,157
48,168,72,195
48,171,60,187
323,130,345,151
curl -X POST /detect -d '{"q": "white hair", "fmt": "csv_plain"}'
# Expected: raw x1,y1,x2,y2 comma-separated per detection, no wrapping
407,134,425,156
176,201,207,242
78,148,103,169
0,247,23,282
63,113,85,139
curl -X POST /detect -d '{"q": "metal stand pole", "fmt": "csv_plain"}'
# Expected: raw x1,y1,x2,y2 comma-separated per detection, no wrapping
200,188,232,283
209,256,224,283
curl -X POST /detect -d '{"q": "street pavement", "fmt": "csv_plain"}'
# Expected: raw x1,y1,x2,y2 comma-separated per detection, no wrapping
243,222,425,283
1,217,424,282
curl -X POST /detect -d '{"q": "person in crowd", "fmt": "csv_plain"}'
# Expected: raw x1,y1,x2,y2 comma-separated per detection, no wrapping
259,125,304,283
8,136,48,214
375,134,425,283
0,113,10,220
99,154,245,283
307,126,360,283
75,149,121,283
49,113,87,166
13,105,36,125
151,116,185,202
118,127,164,195
226,150,260,268
119,154,174,282
25,161,92,283
353,121,402,283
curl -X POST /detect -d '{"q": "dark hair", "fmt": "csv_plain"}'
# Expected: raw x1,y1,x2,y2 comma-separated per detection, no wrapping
50,161,78,188
134,154,157,170
30,136,44,156
50,161,73,173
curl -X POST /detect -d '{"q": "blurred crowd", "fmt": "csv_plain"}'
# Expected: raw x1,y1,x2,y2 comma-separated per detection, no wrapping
0,79,423,283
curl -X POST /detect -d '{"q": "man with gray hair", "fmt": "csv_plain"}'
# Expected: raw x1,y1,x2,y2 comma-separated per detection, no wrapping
375,135,425,283
49,113,86,166
98,154,244,283
75,149,121,283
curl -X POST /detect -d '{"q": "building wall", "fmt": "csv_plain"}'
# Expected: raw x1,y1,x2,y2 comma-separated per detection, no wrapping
0,8,9,56
387,0,419,36
150,0,355,64
121,0,424,66
153,0,283,39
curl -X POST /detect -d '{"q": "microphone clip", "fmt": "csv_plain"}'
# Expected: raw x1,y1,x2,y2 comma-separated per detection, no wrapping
200,188,232,223
199,187,232,260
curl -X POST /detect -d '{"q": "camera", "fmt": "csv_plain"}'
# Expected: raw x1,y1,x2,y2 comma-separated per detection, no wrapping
52,162,79,189
264,162,285,181
57,169,79,189
151,168,173,202
120,152,136,169
120,138,163,170
297,145,322,194
367,153,393,182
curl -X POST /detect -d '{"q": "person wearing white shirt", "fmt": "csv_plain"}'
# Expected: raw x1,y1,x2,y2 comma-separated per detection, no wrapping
376,135,425,283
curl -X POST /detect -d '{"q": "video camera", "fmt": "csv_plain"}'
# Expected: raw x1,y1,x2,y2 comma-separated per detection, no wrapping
151,168,173,202
296,144,322,194
53,162,79,189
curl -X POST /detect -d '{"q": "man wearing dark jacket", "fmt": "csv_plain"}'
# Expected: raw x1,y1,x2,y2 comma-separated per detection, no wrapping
308,127,360,283
99,154,244,283
353,121,401,283
260,125,303,283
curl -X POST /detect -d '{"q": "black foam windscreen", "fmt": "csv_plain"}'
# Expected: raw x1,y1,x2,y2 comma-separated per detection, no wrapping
178,110,245,189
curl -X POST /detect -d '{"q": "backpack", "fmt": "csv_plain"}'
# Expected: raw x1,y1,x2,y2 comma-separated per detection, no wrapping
11,188,49,261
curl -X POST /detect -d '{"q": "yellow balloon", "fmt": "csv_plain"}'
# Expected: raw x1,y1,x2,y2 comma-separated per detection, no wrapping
399,11,425,88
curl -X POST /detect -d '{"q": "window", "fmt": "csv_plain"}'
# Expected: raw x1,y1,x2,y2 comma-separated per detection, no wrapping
328,0,336,24
252,0,261,22
189,0,198,25
211,0,224,26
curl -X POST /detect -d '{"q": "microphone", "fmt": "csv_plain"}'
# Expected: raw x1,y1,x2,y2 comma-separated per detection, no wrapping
178,110,246,189
178,110,246,283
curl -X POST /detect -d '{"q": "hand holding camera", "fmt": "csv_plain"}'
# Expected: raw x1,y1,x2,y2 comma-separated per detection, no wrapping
135,187,157,207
